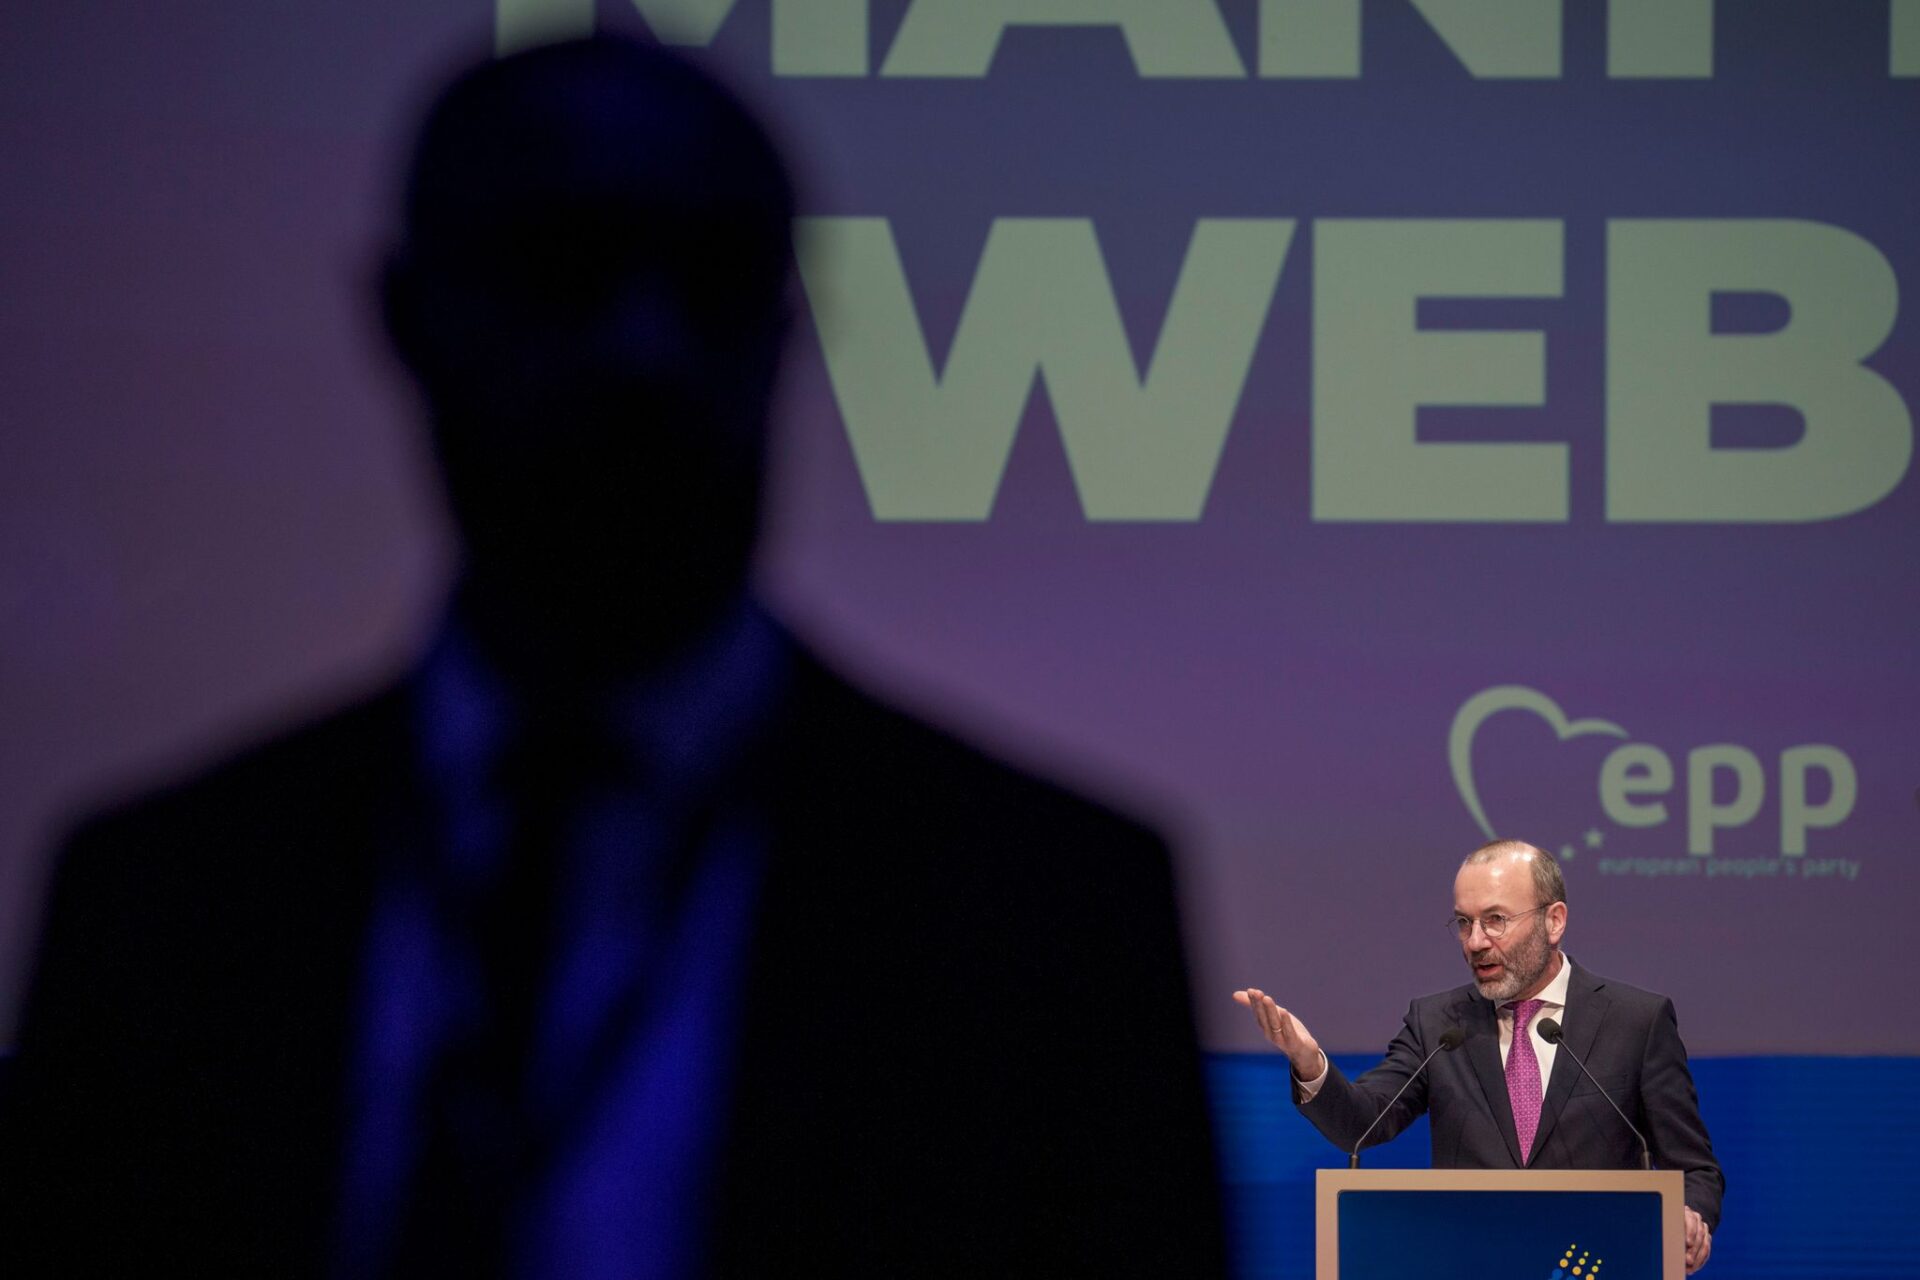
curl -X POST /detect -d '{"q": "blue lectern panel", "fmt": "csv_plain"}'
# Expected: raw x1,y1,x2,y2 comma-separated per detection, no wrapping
1337,1191,1660,1280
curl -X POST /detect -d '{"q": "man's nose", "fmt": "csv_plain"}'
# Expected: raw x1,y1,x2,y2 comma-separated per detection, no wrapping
605,277,699,368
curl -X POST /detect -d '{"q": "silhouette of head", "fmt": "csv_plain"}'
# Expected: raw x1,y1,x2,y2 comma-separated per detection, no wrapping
382,37,796,685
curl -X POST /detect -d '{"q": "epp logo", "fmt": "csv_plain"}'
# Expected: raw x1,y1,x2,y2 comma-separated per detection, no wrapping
1450,686,1857,857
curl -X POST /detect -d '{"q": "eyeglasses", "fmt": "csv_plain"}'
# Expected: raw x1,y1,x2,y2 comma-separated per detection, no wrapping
1445,905,1549,940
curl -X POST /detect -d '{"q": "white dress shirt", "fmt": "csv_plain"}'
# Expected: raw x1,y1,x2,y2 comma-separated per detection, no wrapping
1499,949,1570,1091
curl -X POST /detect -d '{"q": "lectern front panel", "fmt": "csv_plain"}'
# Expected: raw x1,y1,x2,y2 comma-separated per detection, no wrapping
1315,1169,1685,1280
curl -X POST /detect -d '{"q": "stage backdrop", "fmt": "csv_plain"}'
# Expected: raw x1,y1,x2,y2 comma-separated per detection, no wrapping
2,2,1916,1065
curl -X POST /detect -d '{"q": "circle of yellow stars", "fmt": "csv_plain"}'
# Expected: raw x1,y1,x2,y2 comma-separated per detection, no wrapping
1558,1243,1603,1277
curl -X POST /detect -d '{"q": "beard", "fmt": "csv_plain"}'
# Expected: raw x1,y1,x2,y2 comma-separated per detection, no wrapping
1470,915,1555,1003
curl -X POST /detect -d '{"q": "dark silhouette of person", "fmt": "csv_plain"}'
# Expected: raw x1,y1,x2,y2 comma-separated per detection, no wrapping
0,35,1225,1279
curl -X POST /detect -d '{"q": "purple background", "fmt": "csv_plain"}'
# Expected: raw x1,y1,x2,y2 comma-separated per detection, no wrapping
3,2,1916,1054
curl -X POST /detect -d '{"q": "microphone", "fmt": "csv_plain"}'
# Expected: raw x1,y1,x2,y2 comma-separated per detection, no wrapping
1347,1026,1466,1168
1535,1017,1651,1170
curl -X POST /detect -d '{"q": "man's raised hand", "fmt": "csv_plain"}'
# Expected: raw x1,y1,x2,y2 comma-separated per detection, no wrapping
1232,988,1326,1081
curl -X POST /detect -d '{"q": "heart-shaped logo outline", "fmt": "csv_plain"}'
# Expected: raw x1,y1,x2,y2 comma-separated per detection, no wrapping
1449,685,1629,841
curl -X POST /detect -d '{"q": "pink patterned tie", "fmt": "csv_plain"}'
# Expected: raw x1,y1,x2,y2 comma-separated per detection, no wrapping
1506,998,1545,1164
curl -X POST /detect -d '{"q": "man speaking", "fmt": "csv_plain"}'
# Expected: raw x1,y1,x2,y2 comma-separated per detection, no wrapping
1235,840,1723,1274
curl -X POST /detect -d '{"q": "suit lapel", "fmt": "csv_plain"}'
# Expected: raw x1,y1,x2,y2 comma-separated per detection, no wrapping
1459,991,1526,1168
1529,961,1610,1162
169,684,415,1261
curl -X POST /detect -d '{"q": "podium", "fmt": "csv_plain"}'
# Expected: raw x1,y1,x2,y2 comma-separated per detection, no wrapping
1315,1169,1685,1279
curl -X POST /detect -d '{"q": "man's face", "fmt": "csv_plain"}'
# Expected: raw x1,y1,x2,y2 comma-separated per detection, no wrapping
1453,856,1566,1003
383,44,795,681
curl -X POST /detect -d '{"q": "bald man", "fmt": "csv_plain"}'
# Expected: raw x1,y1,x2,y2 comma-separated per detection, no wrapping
1237,840,1723,1274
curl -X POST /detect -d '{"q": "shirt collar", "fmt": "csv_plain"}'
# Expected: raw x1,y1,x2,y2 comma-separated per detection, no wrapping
416,593,790,801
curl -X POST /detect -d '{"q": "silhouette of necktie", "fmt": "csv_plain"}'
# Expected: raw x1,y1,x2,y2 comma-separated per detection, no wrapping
391,712,618,1277
1506,998,1545,1165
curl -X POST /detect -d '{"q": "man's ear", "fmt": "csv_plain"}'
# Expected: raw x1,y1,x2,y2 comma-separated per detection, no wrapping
1546,902,1568,944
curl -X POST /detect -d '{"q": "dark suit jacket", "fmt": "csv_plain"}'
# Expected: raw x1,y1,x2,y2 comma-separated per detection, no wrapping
0,647,1225,1277
1295,961,1724,1229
